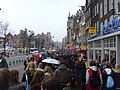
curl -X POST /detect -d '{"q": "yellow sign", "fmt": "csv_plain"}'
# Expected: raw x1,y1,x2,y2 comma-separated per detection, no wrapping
89,27,96,34
81,46,87,50
67,44,72,47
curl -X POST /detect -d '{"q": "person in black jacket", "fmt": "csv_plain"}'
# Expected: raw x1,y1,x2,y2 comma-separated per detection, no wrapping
0,53,8,68
114,64,120,90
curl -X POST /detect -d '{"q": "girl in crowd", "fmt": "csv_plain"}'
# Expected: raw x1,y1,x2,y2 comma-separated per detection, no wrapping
30,70,44,90
21,62,36,84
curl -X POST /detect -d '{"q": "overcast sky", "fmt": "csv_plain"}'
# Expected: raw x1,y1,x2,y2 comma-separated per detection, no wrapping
0,0,85,42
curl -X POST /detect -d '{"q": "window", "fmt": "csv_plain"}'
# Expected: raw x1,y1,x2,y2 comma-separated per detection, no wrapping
103,39,107,47
113,37,116,47
95,6,96,16
104,19,107,26
100,22,103,34
89,49,93,60
109,0,113,11
94,3,98,16
95,50,101,61
100,2,103,18
109,15,113,23
93,8,95,18
96,3,98,14
97,21,99,34
110,38,113,47
88,42,93,48
94,40,101,48
118,2,120,12
104,0,107,15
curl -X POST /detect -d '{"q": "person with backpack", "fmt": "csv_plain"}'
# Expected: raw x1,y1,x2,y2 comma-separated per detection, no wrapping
86,60,102,90
102,62,115,90
73,60,86,90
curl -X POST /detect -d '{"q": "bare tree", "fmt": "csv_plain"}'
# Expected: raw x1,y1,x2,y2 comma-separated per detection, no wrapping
0,21,9,52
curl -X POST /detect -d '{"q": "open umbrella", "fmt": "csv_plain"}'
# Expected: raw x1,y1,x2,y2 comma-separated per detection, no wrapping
42,58,60,65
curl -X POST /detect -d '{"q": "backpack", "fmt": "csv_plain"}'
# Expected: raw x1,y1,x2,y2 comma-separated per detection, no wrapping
106,71,114,88
88,69,101,88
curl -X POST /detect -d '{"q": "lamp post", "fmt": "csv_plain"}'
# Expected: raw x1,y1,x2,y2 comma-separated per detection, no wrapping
25,29,34,54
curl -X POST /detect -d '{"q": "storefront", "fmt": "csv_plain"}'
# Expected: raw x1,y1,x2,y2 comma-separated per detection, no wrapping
87,18,120,68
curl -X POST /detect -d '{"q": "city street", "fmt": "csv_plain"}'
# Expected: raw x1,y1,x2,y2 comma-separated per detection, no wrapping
6,54,31,81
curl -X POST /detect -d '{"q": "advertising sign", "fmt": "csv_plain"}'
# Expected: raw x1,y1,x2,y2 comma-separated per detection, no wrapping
103,18,120,34
89,27,96,34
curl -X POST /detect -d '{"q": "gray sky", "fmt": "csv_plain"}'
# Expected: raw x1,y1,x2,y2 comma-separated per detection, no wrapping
0,0,85,42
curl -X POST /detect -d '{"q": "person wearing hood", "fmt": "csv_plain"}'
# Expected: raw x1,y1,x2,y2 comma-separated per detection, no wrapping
53,60,70,90
86,60,102,90
0,52,8,68
102,62,115,90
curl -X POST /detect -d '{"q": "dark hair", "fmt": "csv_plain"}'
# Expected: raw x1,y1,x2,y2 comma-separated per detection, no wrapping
68,74,77,86
30,70,44,90
45,76,59,90
10,70,20,86
90,61,96,66
105,62,112,68
60,60,66,65
0,68,11,90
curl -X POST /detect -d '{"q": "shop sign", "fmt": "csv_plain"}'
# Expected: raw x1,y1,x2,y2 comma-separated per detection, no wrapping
89,27,96,34
103,18,120,34
81,45,87,50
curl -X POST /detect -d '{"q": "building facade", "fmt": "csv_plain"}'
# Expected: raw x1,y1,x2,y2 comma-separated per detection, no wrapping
87,0,120,68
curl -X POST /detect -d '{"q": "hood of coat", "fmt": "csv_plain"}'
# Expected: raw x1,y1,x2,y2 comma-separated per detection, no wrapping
89,66,98,71
105,68,112,75
114,64,120,73
58,64,67,71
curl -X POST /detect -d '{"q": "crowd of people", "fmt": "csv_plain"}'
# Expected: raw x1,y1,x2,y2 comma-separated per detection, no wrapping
0,50,120,90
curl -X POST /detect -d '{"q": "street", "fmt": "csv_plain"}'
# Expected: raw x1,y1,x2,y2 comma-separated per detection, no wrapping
6,54,31,81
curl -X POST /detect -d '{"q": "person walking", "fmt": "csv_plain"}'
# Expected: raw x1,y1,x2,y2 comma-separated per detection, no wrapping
102,62,115,90
30,70,44,90
21,62,36,84
63,73,82,90
113,64,120,90
53,60,70,90
86,60,102,90
0,52,8,68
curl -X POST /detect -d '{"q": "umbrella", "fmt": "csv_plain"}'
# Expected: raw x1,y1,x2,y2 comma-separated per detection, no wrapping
42,58,60,65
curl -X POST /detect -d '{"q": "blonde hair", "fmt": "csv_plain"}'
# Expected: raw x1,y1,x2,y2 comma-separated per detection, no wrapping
27,62,37,70
115,64,120,72
43,66,53,76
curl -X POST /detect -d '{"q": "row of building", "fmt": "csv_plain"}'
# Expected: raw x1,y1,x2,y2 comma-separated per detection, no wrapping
65,0,120,66
0,29,62,53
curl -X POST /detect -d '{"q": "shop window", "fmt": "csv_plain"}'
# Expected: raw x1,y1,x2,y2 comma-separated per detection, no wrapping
104,49,109,60
110,38,113,47
94,40,101,48
89,49,93,60
113,37,116,47
110,50,116,68
88,42,93,48
103,39,107,47
95,50,101,62
107,39,110,47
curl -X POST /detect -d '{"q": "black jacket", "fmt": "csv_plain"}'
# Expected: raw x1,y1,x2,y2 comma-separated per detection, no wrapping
0,57,8,68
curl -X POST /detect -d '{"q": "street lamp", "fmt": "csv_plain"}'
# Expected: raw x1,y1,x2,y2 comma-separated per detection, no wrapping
25,29,34,54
